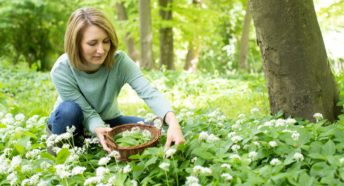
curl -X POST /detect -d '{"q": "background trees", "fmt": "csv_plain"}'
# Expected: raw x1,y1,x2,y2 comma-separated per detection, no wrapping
0,0,342,74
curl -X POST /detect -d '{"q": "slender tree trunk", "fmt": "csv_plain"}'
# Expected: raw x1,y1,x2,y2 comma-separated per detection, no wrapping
139,0,154,69
249,0,341,121
184,40,200,72
238,5,251,71
184,0,201,72
159,0,174,70
116,2,139,62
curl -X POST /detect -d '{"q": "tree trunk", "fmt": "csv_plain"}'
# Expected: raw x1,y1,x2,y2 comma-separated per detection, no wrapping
116,2,139,62
159,0,174,70
139,0,154,69
184,40,200,72
249,0,341,121
238,5,251,71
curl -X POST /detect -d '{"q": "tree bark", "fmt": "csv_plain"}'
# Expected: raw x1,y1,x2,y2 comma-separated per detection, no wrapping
115,2,139,62
139,0,154,69
159,0,174,70
249,0,341,121
238,5,251,71
184,40,200,72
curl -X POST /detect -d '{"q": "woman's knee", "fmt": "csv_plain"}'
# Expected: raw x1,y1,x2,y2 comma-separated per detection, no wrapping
51,101,84,134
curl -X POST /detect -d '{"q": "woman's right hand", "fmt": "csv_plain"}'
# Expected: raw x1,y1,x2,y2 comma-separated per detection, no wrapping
94,127,112,153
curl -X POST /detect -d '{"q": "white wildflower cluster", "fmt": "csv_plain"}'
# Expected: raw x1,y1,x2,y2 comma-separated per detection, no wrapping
293,152,304,161
198,131,219,142
165,148,177,158
7,172,18,185
122,165,131,174
230,135,243,143
221,163,231,169
259,117,297,130
291,131,300,141
207,109,226,123
0,155,10,174
21,173,41,186
84,176,102,186
230,154,241,160
46,125,76,148
270,158,281,166
98,157,111,166
221,173,233,181
14,113,25,122
269,141,278,148
122,126,152,139
192,165,212,175
231,144,240,152
10,156,22,170
108,150,121,160
250,108,260,114
340,157,344,164
177,108,195,121
159,162,170,171
185,176,200,186
25,149,41,159
84,137,100,148
248,151,258,160
313,113,323,122
55,164,71,179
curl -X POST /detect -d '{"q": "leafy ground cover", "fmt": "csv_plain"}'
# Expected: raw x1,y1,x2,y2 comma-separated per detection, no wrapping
2,65,344,185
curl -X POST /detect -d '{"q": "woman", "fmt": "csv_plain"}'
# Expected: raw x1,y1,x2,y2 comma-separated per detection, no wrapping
48,7,185,152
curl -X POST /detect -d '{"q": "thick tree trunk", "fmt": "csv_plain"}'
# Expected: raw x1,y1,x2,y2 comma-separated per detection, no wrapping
139,0,154,69
159,0,174,70
116,3,139,62
238,5,251,71
249,0,341,121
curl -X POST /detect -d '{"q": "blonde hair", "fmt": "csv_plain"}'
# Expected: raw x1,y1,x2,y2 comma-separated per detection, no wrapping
64,7,118,70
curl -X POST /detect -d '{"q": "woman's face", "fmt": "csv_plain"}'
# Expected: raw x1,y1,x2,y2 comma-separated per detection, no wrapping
80,25,111,70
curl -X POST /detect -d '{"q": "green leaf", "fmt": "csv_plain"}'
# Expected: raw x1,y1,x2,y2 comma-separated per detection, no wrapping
14,144,25,154
322,140,336,155
298,172,313,186
145,157,158,167
308,153,327,160
56,148,70,164
191,147,214,160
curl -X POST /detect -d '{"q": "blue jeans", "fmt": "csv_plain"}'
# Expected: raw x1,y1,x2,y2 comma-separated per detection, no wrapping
47,101,144,136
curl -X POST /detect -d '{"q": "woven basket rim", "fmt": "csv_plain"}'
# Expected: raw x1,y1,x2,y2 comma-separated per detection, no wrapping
107,123,161,150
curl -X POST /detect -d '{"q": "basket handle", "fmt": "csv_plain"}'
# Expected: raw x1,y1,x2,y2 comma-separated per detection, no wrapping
151,116,164,131
104,132,118,149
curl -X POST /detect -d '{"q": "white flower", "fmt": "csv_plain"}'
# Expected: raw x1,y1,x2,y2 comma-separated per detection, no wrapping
7,172,18,185
71,166,86,175
248,151,258,160
198,132,208,141
221,173,233,181
25,149,41,159
191,157,198,163
165,148,177,158
293,152,304,161
286,118,296,125
275,119,286,127
107,176,117,184
230,154,241,160
221,163,231,169
109,150,121,160
96,167,110,177
55,164,70,179
250,108,260,114
98,157,111,166
123,165,131,174
313,113,323,122
263,121,274,127
269,141,278,148
231,135,243,143
159,162,170,171
270,158,281,166
37,180,49,186
231,144,240,152
291,132,300,141
130,180,138,186
340,158,344,164
84,176,102,185
15,113,25,121
66,125,76,134
227,132,236,138
186,176,199,185
11,155,22,169
207,134,219,142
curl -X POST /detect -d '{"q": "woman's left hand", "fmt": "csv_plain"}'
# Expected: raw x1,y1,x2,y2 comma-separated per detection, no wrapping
164,112,185,149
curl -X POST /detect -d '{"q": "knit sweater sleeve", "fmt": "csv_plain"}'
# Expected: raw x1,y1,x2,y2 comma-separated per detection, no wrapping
50,58,105,134
116,52,173,118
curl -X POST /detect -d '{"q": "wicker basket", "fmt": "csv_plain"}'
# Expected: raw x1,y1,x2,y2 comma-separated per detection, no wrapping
105,117,162,161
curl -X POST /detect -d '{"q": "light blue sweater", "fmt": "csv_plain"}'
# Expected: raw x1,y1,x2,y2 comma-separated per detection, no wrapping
50,51,172,134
